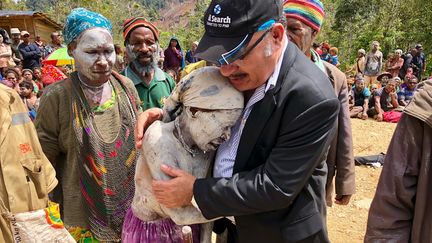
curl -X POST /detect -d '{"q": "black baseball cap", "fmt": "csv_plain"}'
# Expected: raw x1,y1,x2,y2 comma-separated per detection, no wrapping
195,0,283,65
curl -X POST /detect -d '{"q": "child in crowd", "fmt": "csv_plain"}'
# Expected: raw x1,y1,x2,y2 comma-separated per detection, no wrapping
19,80,39,120
320,43,331,62
33,67,44,91
22,69,39,95
1,68,20,92
329,47,340,67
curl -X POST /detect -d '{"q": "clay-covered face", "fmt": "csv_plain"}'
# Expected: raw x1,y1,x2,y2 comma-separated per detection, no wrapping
181,107,242,152
71,28,115,86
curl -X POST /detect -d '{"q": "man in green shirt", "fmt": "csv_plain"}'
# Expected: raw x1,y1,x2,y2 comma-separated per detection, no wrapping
121,17,175,111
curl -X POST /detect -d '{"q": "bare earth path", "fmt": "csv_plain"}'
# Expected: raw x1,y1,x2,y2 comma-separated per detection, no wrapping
327,118,397,243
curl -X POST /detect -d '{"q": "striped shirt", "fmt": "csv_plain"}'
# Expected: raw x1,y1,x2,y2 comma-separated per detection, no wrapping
213,38,288,177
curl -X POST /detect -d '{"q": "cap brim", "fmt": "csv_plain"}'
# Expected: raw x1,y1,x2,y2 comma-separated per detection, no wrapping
195,33,251,64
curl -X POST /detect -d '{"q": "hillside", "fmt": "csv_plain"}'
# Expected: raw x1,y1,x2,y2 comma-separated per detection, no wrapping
155,0,197,31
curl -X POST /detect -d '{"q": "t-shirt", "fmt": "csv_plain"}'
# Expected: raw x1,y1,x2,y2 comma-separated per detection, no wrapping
320,53,331,63
364,50,383,76
353,87,371,106
330,55,339,66
121,66,175,111
369,87,397,111
398,87,416,104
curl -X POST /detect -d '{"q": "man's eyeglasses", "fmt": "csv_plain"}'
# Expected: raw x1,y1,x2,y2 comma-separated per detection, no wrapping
217,20,275,66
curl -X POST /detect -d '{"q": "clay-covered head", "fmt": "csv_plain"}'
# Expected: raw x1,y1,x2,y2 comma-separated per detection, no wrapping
164,66,244,151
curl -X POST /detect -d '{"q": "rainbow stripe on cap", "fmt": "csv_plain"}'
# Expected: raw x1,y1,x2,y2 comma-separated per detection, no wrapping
283,0,325,32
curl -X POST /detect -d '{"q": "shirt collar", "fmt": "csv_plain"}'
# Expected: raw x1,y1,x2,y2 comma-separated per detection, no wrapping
265,35,288,92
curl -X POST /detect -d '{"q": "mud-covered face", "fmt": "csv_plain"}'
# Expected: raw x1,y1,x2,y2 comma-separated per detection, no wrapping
180,107,242,152
71,28,115,86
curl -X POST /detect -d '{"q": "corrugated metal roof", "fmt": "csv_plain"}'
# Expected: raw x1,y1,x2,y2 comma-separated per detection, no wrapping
0,11,62,29
0,11,36,17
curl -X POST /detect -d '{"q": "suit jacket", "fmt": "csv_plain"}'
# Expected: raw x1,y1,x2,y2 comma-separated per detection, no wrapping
323,62,356,206
194,42,340,243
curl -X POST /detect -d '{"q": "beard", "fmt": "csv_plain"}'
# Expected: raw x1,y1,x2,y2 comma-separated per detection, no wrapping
127,45,159,77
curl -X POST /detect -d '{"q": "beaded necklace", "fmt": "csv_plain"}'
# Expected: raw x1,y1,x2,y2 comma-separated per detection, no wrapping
70,72,138,241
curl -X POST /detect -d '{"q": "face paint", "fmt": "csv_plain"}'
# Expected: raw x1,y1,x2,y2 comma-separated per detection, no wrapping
180,107,242,152
72,28,115,86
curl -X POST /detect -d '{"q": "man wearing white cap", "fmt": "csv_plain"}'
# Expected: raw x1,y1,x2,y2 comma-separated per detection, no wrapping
10,28,22,66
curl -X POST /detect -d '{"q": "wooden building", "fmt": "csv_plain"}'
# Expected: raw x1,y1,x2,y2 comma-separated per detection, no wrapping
0,11,62,43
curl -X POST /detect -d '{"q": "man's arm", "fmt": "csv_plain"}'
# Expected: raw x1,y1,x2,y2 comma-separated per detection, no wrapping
390,92,399,108
374,95,384,121
365,114,421,242
193,98,339,218
334,76,355,203
34,85,62,166
398,91,408,106
362,98,369,119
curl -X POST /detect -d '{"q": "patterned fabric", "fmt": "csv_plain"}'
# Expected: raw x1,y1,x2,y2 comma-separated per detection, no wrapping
122,17,159,41
70,72,138,241
283,0,325,31
63,8,112,45
121,207,201,243
0,202,75,243
41,64,67,86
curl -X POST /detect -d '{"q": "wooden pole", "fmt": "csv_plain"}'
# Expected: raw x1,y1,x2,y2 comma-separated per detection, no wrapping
182,225,193,243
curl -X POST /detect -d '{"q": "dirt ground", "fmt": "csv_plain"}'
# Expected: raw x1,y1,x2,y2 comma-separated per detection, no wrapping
210,118,397,243
327,118,397,243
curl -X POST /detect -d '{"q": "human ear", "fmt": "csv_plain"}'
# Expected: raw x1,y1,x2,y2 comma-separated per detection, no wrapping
271,23,284,42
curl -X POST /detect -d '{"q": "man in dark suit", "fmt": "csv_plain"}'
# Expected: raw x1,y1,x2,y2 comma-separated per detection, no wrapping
136,0,340,242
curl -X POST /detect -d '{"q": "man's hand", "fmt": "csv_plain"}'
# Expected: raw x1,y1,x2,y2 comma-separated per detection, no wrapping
134,108,163,149
335,195,352,205
152,164,196,208
376,113,383,122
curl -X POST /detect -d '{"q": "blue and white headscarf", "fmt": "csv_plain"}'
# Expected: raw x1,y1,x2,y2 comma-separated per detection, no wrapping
63,8,112,45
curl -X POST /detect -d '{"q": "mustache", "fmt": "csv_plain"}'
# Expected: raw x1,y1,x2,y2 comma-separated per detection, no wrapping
229,72,247,79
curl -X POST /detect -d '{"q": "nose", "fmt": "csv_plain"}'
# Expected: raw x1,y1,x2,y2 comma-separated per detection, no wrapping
96,55,109,68
137,43,150,53
219,63,238,77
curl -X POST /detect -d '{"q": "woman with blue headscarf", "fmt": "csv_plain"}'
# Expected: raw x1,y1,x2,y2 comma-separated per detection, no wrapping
35,8,142,242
